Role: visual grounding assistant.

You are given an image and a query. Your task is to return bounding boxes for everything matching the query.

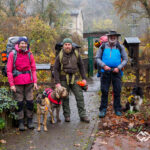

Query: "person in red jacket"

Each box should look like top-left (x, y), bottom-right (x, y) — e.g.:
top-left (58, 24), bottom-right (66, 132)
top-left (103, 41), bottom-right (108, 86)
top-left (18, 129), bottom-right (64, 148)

top-left (7, 37), bottom-right (38, 131)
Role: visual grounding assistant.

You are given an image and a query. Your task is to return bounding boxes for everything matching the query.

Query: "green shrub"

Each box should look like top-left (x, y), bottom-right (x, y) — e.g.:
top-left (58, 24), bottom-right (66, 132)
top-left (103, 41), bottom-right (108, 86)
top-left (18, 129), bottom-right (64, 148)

top-left (0, 87), bottom-right (18, 129)
top-left (0, 118), bottom-right (5, 130)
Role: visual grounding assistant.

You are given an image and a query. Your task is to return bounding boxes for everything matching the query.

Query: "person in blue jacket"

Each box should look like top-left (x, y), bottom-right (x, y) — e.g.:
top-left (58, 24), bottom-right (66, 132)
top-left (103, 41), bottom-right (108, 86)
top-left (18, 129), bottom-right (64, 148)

top-left (96, 31), bottom-right (128, 117)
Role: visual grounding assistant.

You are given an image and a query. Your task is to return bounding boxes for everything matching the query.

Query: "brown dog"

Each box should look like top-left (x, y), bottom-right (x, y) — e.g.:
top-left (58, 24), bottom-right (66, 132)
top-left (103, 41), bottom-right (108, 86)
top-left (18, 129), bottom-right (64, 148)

top-left (36, 86), bottom-right (68, 131)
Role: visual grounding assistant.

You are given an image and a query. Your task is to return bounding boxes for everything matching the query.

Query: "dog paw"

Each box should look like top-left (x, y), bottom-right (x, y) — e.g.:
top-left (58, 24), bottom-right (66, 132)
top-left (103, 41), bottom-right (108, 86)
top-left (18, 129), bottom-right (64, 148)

top-left (44, 127), bottom-right (48, 132)
top-left (51, 120), bottom-right (55, 124)
top-left (37, 127), bottom-right (41, 132)
top-left (57, 119), bottom-right (61, 123)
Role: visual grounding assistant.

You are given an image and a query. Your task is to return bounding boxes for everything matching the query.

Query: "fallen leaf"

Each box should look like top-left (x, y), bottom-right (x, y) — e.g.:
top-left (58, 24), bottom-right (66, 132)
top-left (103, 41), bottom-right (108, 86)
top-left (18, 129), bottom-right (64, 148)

top-left (128, 122), bottom-right (134, 129)
top-left (103, 123), bottom-right (108, 127)
top-left (74, 144), bottom-right (80, 147)
top-left (0, 139), bottom-right (6, 144)
top-left (30, 146), bottom-right (36, 149)
top-left (77, 131), bottom-right (83, 136)
top-left (16, 131), bottom-right (20, 135)
top-left (29, 141), bottom-right (33, 144)
top-left (139, 120), bottom-right (145, 124)
top-left (98, 140), bottom-right (107, 145)
top-left (91, 134), bottom-right (95, 137)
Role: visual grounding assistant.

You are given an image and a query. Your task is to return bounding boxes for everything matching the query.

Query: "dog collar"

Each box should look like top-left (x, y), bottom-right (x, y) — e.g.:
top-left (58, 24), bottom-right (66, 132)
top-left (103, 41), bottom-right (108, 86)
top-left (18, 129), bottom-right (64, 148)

top-left (40, 106), bottom-right (48, 112)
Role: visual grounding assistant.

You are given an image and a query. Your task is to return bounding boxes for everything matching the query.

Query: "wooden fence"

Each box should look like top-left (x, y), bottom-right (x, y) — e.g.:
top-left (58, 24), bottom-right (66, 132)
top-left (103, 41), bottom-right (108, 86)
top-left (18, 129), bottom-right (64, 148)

top-left (122, 64), bottom-right (150, 97)
top-left (0, 58), bottom-right (89, 87)
top-left (0, 57), bottom-right (150, 129)
top-left (0, 58), bottom-right (150, 96)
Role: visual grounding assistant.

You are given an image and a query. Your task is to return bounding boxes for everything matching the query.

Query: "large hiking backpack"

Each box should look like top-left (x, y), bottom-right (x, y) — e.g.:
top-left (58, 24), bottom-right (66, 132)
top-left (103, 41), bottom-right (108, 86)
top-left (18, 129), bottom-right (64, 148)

top-left (1, 36), bottom-right (31, 77)
top-left (52, 43), bottom-right (80, 80)
top-left (55, 42), bottom-right (81, 58)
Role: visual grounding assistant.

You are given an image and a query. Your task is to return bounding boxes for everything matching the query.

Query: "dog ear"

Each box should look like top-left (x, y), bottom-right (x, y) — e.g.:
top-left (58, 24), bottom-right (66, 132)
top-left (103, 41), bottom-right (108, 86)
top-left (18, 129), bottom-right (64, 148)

top-left (56, 92), bottom-right (60, 99)
top-left (61, 87), bottom-right (68, 98)
top-left (55, 87), bottom-right (61, 99)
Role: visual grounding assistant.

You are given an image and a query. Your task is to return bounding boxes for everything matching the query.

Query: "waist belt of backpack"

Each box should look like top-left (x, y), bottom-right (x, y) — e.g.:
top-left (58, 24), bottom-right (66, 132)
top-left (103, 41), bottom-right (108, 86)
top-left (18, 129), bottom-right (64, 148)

top-left (60, 71), bottom-right (78, 85)
top-left (13, 70), bottom-right (31, 77)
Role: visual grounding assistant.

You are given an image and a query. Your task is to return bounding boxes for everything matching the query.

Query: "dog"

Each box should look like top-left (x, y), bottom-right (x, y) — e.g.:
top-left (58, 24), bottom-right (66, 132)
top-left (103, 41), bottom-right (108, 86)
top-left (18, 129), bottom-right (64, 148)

top-left (36, 86), bottom-right (68, 131)
top-left (123, 86), bottom-right (143, 112)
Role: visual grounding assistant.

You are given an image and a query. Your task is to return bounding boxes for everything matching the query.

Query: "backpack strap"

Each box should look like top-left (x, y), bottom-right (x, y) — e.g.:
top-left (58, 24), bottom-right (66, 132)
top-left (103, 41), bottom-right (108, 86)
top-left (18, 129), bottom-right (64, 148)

top-left (116, 42), bottom-right (122, 57)
top-left (59, 50), bottom-right (63, 71)
top-left (12, 51), bottom-right (32, 80)
top-left (100, 43), bottom-right (105, 59)
top-left (27, 52), bottom-right (33, 80)
top-left (59, 49), bottom-right (79, 85)
top-left (13, 50), bottom-right (17, 69)
top-left (101, 42), bottom-right (122, 59)
top-left (28, 52), bottom-right (31, 63)
top-left (74, 50), bottom-right (79, 60)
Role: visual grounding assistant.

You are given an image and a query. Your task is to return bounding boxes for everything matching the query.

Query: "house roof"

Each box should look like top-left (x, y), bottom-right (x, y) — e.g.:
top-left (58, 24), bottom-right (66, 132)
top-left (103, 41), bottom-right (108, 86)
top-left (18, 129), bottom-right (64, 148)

top-left (67, 9), bottom-right (84, 20)
top-left (70, 9), bottom-right (81, 15)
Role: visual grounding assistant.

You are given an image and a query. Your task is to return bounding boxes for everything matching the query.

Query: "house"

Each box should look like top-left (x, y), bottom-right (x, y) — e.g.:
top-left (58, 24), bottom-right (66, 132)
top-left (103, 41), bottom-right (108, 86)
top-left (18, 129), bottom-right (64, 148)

top-left (63, 9), bottom-right (84, 37)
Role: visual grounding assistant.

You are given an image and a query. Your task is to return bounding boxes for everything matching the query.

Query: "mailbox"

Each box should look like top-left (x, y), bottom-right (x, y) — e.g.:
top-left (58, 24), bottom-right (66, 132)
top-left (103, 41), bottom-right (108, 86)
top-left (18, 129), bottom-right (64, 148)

top-left (123, 37), bottom-right (141, 66)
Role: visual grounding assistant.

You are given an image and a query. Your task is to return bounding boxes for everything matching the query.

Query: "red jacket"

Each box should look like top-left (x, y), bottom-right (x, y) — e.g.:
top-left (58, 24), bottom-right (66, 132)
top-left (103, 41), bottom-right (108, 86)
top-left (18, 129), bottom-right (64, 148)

top-left (7, 44), bottom-right (37, 86)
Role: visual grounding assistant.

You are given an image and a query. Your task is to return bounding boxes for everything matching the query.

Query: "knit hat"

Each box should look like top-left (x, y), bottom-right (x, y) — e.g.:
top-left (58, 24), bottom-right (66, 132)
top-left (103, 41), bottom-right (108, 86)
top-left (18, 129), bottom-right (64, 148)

top-left (18, 37), bottom-right (28, 44)
top-left (62, 38), bottom-right (72, 45)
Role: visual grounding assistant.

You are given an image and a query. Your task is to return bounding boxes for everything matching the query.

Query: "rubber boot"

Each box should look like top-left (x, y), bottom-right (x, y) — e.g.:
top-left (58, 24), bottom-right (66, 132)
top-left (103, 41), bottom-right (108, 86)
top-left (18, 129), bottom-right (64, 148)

top-left (27, 118), bottom-right (34, 129)
top-left (18, 119), bottom-right (25, 131)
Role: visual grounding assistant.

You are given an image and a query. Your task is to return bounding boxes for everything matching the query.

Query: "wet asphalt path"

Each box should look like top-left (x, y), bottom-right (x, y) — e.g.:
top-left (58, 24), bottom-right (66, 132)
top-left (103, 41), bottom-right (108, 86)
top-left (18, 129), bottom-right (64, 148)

top-left (1, 76), bottom-right (100, 150)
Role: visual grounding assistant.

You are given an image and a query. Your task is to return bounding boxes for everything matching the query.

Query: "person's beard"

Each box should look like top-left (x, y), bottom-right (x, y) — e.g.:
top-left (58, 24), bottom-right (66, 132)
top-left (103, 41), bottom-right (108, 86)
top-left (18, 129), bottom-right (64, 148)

top-left (64, 48), bottom-right (72, 54)
top-left (108, 38), bottom-right (117, 46)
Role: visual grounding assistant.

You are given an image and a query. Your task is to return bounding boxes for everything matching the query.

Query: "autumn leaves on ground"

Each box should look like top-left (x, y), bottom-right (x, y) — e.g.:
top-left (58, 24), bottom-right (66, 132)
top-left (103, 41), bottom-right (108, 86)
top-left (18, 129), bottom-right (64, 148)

top-left (92, 89), bottom-right (150, 150)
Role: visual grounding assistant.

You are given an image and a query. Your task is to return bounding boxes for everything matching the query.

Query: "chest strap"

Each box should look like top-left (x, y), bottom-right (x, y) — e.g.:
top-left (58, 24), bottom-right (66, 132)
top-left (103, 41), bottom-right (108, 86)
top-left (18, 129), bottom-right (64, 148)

top-left (61, 71), bottom-right (78, 85)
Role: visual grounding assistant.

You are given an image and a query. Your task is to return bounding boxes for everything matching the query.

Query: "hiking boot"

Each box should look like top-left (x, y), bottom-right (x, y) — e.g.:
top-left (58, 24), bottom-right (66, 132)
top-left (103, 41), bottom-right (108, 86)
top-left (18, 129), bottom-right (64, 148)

top-left (18, 119), bottom-right (25, 131)
top-left (65, 117), bottom-right (70, 122)
top-left (99, 109), bottom-right (107, 118)
top-left (80, 116), bottom-right (90, 123)
top-left (27, 118), bottom-right (34, 129)
top-left (115, 111), bottom-right (122, 116)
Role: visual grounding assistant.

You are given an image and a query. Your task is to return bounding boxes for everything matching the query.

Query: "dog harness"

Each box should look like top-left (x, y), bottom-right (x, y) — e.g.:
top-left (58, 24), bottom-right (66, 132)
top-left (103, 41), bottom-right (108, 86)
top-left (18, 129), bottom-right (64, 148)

top-left (44, 88), bottom-right (61, 105)
top-left (40, 105), bottom-right (49, 114)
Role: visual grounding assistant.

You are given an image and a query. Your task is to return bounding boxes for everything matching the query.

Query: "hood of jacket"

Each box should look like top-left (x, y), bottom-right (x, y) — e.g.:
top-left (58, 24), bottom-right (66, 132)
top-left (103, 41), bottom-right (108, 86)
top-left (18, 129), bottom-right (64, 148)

top-left (15, 44), bottom-right (30, 53)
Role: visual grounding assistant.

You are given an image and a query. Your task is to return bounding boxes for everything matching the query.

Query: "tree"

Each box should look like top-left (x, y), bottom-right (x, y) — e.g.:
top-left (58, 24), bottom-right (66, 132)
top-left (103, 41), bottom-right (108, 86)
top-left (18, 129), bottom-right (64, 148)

top-left (34, 0), bottom-right (67, 27)
top-left (0, 0), bottom-right (28, 17)
top-left (92, 19), bottom-right (114, 31)
top-left (113, 0), bottom-right (150, 20)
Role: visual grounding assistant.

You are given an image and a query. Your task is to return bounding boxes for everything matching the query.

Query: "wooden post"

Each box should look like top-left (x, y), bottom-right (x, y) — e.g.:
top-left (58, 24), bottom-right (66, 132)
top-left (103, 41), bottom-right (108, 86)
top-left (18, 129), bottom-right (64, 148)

top-left (146, 69), bottom-right (150, 97)
top-left (88, 37), bottom-right (93, 77)
top-left (134, 44), bottom-right (140, 86)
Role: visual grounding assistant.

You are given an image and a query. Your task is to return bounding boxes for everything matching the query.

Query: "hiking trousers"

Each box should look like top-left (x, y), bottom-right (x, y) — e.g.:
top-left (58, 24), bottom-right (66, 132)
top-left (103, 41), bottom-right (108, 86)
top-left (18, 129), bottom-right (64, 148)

top-left (14, 83), bottom-right (34, 120)
top-left (61, 81), bottom-right (86, 118)
top-left (100, 71), bottom-right (122, 112)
